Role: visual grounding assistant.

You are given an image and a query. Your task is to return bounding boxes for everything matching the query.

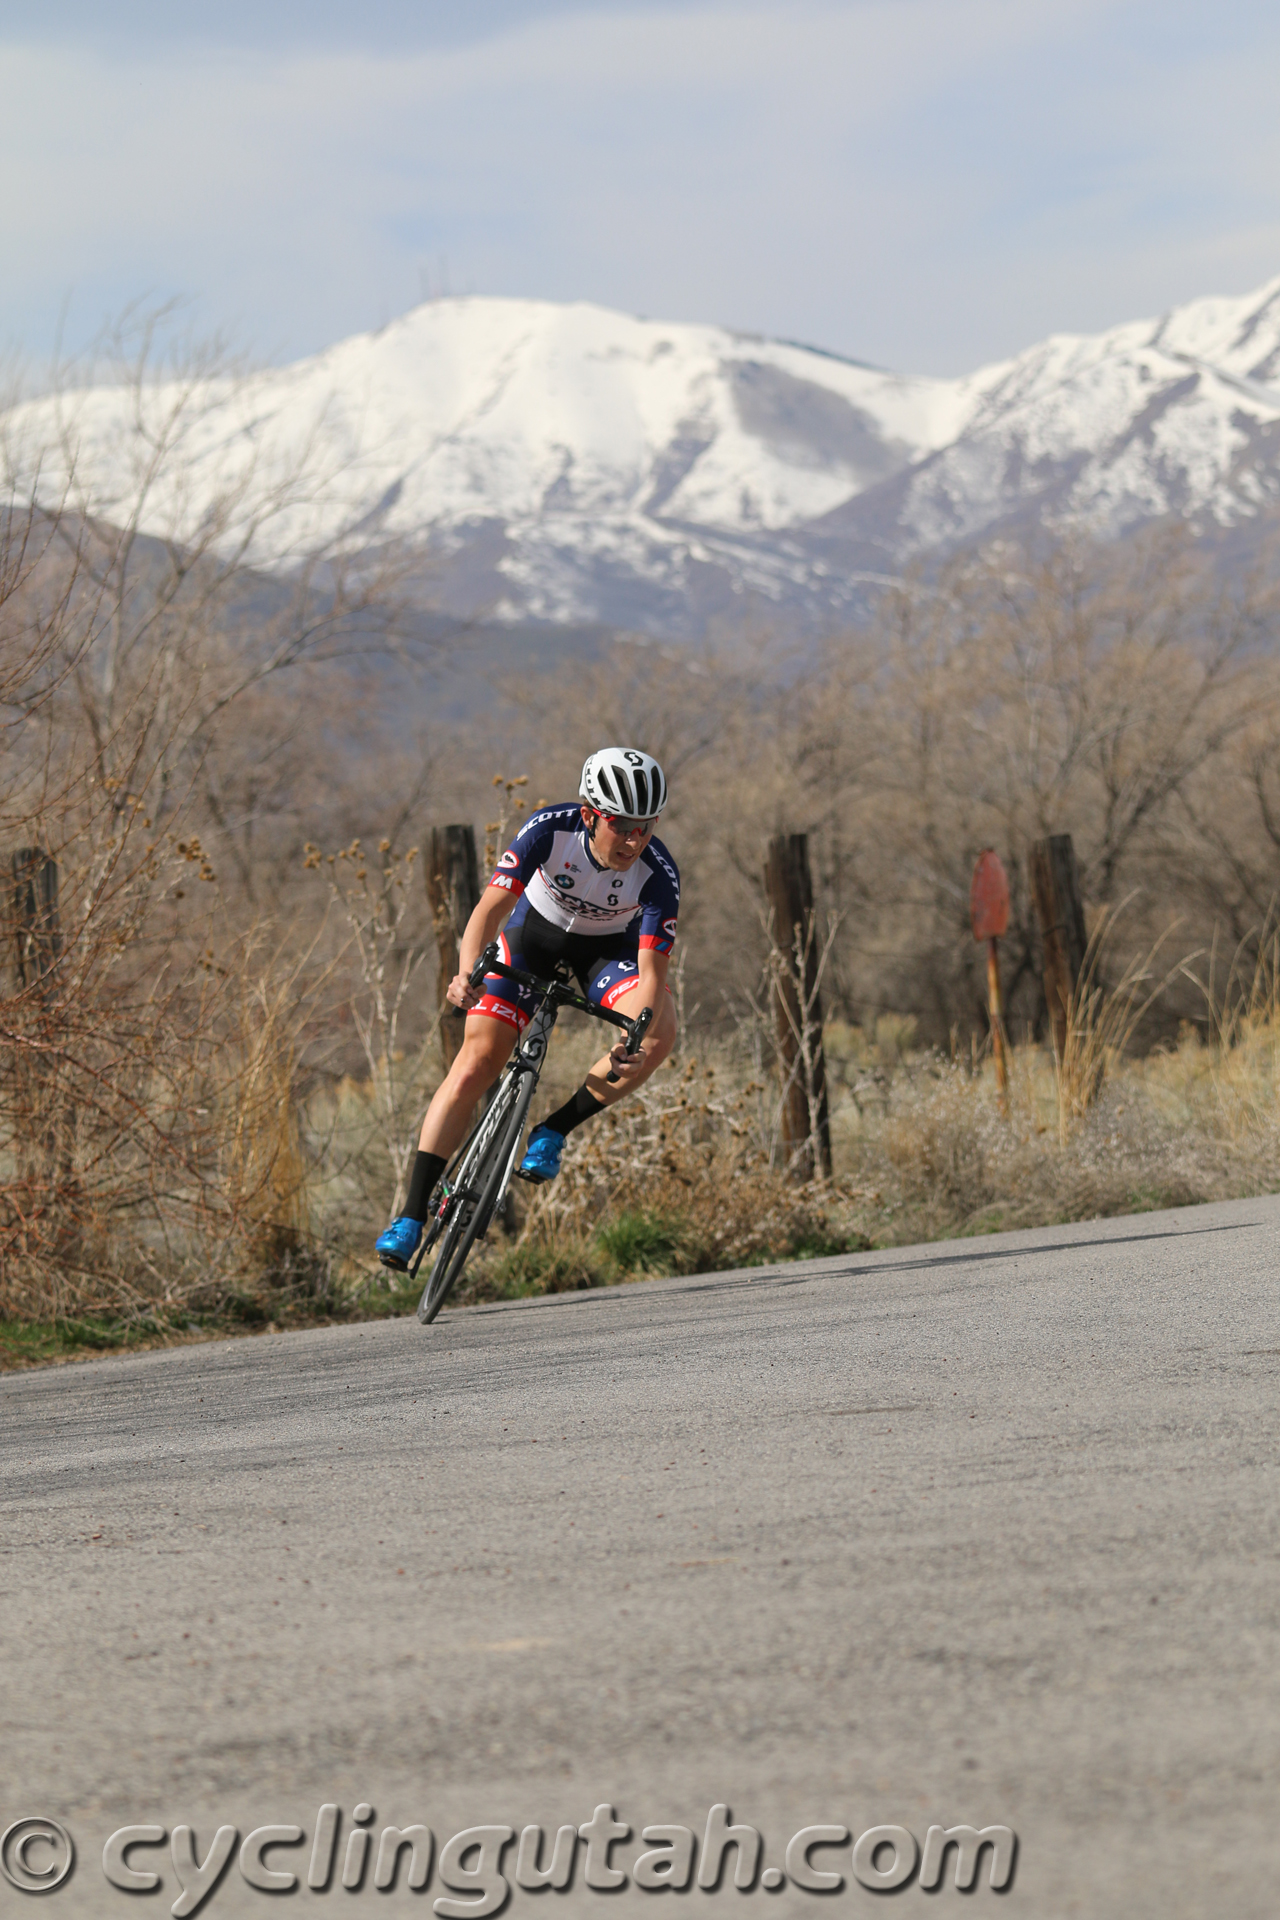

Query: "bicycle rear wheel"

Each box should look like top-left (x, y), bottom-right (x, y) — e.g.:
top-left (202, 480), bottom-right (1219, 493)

top-left (417, 1071), bottom-right (534, 1323)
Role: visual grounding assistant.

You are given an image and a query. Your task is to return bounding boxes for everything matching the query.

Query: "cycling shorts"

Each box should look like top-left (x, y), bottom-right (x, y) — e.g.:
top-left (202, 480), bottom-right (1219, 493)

top-left (470, 906), bottom-right (659, 1035)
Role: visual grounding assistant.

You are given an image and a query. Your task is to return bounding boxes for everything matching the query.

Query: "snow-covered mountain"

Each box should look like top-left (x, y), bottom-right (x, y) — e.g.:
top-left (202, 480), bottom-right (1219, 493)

top-left (8, 279), bottom-right (1280, 637)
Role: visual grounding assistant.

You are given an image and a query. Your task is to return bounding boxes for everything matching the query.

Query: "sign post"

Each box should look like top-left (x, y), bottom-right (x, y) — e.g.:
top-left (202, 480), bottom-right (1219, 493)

top-left (970, 849), bottom-right (1010, 1116)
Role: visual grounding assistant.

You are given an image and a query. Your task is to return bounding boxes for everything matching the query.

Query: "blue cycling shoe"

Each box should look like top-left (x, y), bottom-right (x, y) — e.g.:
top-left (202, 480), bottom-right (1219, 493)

top-left (516, 1124), bottom-right (566, 1185)
top-left (375, 1215), bottom-right (423, 1271)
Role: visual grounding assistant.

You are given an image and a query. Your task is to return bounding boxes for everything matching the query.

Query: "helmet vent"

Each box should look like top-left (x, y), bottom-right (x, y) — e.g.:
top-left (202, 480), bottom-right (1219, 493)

top-left (596, 765), bottom-right (618, 806)
top-left (633, 768), bottom-right (649, 815)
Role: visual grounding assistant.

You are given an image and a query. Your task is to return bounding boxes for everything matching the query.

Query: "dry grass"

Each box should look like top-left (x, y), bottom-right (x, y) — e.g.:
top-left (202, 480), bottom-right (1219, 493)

top-left (441, 954), bottom-right (1280, 1307)
top-left (7, 933), bottom-right (1278, 1349)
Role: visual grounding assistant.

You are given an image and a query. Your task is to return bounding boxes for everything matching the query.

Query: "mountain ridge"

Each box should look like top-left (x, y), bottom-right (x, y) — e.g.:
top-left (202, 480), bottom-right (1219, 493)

top-left (8, 278), bottom-right (1280, 637)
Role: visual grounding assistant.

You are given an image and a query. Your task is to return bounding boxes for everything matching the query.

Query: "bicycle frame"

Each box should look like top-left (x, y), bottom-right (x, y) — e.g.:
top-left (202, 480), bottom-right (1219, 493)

top-left (475, 950), bottom-right (648, 1217)
top-left (409, 944), bottom-right (652, 1307)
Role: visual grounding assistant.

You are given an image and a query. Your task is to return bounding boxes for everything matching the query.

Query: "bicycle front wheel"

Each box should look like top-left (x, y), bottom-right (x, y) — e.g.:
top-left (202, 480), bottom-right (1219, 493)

top-left (417, 1071), bottom-right (534, 1323)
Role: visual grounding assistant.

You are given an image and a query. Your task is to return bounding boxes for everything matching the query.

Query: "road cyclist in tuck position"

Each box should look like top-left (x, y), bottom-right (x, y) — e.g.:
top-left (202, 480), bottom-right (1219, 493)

top-left (375, 747), bottom-right (680, 1295)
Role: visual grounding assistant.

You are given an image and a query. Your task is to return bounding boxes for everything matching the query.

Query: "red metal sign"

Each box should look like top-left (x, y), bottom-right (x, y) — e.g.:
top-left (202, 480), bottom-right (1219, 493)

top-left (970, 849), bottom-right (1010, 942)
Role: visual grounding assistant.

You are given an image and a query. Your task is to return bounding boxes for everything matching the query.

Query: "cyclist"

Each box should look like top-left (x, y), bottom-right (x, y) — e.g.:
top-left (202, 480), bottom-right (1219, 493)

top-left (376, 748), bottom-right (679, 1270)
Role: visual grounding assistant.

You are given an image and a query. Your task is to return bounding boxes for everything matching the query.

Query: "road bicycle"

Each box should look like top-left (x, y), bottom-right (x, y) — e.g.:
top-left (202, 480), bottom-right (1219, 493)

top-left (410, 940), bottom-right (654, 1324)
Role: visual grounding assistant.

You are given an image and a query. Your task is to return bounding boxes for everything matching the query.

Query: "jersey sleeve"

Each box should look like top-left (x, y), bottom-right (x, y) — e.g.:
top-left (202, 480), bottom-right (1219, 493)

top-left (487, 808), bottom-right (559, 899)
top-left (636, 839), bottom-right (680, 953)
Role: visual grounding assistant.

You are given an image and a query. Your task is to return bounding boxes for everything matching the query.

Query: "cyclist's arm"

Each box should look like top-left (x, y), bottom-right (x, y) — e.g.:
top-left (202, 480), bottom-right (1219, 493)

top-left (449, 885), bottom-right (517, 1010)
top-left (608, 946), bottom-right (669, 1070)
top-left (635, 944), bottom-right (669, 1009)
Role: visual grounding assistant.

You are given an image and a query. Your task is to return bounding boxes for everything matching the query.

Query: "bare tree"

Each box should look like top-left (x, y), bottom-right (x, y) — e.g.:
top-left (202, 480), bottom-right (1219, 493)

top-left (0, 313), bottom-right (434, 1319)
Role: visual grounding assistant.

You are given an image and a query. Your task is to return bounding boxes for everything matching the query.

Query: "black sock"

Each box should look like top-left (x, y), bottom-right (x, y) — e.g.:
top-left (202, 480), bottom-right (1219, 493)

top-left (543, 1084), bottom-right (606, 1139)
top-left (405, 1151), bottom-right (447, 1222)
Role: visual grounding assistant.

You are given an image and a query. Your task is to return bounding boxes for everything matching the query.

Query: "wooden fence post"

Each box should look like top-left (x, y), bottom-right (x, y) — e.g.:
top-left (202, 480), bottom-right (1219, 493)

top-left (12, 847), bottom-right (61, 995)
top-left (425, 826), bottom-right (480, 1074)
top-left (763, 834), bottom-right (832, 1183)
top-left (1029, 834), bottom-right (1088, 1067)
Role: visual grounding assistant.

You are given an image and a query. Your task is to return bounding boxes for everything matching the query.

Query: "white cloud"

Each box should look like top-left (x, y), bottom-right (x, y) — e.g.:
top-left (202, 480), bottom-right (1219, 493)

top-left (2, 1), bottom-right (1279, 376)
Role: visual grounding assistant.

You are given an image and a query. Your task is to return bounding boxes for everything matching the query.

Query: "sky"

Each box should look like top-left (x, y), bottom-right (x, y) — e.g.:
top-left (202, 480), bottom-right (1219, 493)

top-left (4, 0), bottom-right (1280, 378)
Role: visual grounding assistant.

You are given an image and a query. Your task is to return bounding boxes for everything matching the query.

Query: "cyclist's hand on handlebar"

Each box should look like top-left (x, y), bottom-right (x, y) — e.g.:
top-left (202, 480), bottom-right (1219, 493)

top-left (607, 1036), bottom-right (645, 1077)
top-left (606, 1004), bottom-right (654, 1082)
top-left (448, 941), bottom-right (498, 1011)
top-left (446, 970), bottom-right (483, 1012)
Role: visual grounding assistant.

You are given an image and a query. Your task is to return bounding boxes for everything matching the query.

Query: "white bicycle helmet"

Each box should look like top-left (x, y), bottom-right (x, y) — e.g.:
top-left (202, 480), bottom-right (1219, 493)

top-left (580, 747), bottom-right (668, 820)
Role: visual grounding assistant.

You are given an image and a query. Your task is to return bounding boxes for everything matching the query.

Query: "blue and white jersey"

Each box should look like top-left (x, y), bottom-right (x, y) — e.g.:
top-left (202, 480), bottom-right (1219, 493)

top-left (488, 803), bottom-right (680, 953)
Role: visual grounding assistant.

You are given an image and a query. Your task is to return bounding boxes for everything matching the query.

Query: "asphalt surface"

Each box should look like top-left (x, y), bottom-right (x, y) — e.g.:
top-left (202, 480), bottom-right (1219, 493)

top-left (3, 1193), bottom-right (1279, 1918)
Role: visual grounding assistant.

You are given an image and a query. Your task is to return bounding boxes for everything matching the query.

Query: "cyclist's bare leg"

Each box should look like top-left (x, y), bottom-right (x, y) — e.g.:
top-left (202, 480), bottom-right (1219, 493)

top-left (418, 1015), bottom-right (518, 1159)
top-left (583, 981), bottom-right (677, 1105)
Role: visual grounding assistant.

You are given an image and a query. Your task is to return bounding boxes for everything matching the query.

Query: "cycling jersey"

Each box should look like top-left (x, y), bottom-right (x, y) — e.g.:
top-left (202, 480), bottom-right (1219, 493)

top-left (487, 803), bottom-right (679, 953)
top-left (472, 803), bottom-right (679, 1034)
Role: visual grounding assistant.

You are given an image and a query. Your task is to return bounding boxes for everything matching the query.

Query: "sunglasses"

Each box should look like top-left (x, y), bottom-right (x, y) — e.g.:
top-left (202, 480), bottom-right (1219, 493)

top-left (598, 813), bottom-right (657, 838)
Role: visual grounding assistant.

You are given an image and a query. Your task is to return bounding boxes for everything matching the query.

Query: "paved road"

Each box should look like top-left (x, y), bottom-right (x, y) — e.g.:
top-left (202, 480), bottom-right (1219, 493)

top-left (3, 1194), bottom-right (1279, 1918)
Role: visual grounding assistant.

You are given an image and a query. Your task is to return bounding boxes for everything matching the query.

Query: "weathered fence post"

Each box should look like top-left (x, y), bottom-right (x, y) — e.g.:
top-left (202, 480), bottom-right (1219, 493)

top-left (12, 847), bottom-right (61, 995)
top-left (763, 834), bottom-right (832, 1183)
top-left (1029, 834), bottom-right (1088, 1067)
top-left (425, 825), bottom-right (481, 1073)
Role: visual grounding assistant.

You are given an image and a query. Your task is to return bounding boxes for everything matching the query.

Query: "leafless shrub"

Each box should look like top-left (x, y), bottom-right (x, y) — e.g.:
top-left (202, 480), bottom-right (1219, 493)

top-left (488, 1045), bottom-right (857, 1290)
top-left (0, 314), bottom-right (428, 1325)
top-left (300, 836), bottom-right (440, 1226)
top-left (1054, 909), bottom-right (1189, 1138)
top-left (1180, 917), bottom-right (1280, 1148)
